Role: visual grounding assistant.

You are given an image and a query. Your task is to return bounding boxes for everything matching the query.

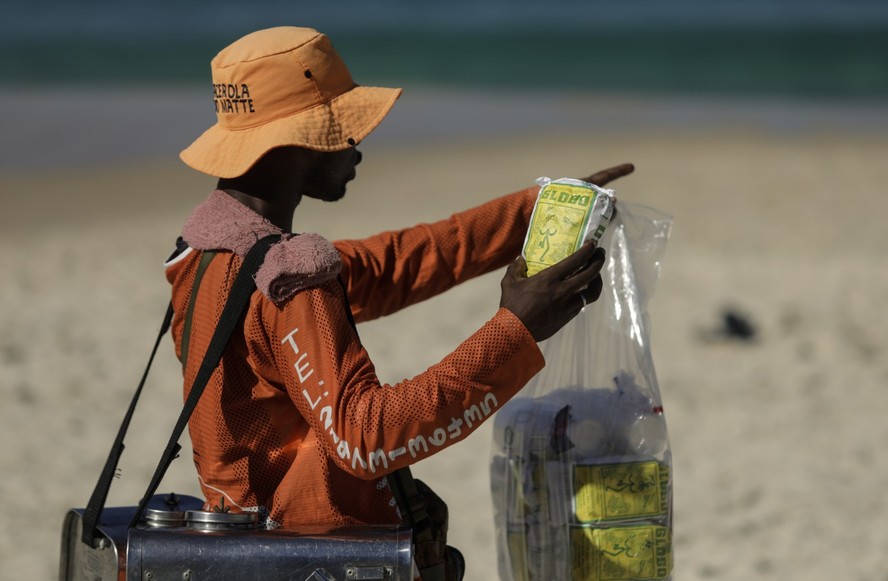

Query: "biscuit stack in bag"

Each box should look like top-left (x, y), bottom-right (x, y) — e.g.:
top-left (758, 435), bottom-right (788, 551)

top-left (491, 182), bottom-right (673, 581)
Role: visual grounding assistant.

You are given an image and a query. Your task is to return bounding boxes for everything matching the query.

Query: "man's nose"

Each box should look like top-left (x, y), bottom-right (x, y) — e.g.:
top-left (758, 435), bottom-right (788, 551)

top-left (355, 149), bottom-right (362, 166)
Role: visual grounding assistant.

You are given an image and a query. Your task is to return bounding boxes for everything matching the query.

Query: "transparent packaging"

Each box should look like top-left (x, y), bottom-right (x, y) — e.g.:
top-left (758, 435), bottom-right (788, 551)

top-left (492, 202), bottom-right (673, 581)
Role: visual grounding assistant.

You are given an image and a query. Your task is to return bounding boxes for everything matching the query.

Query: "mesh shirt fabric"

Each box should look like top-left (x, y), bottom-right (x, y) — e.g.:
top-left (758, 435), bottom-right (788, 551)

top-left (166, 186), bottom-right (544, 529)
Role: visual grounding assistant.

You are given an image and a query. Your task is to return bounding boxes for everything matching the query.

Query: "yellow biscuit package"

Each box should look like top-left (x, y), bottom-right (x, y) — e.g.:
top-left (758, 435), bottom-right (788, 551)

top-left (522, 177), bottom-right (616, 276)
top-left (573, 459), bottom-right (670, 523)
top-left (571, 523), bottom-right (672, 580)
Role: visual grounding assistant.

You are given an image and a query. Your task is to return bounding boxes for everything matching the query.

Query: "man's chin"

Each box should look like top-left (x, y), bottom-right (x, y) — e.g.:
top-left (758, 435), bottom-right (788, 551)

top-left (321, 186), bottom-right (347, 202)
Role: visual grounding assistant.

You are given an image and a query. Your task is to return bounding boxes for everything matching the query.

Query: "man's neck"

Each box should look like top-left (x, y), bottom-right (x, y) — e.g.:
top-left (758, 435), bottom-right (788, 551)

top-left (217, 181), bottom-right (301, 232)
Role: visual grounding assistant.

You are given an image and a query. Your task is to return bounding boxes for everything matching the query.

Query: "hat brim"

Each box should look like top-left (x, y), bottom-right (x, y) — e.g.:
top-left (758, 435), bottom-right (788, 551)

top-left (180, 85), bottom-right (402, 178)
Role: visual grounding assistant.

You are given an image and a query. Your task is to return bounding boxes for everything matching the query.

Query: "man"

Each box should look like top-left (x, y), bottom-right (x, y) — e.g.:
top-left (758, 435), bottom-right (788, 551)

top-left (167, 26), bottom-right (632, 580)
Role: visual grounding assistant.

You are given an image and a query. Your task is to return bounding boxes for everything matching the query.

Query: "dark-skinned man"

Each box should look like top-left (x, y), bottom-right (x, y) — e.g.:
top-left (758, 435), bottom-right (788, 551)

top-left (167, 26), bottom-right (633, 581)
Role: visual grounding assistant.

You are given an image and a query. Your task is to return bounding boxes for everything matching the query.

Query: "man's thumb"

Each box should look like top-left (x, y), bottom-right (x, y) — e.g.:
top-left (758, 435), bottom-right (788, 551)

top-left (509, 256), bottom-right (528, 278)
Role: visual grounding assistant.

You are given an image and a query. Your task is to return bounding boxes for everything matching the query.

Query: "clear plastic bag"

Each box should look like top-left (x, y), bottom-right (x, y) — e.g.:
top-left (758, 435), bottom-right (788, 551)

top-left (491, 202), bottom-right (673, 581)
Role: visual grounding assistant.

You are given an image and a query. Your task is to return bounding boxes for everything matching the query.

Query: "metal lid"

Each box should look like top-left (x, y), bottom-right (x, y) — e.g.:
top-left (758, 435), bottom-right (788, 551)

top-left (185, 510), bottom-right (258, 531)
top-left (143, 508), bottom-right (187, 527)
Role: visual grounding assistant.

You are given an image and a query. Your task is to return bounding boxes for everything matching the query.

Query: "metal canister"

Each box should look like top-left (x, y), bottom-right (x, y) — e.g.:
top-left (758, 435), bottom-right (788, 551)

top-left (185, 510), bottom-right (258, 531)
top-left (142, 508), bottom-right (188, 528)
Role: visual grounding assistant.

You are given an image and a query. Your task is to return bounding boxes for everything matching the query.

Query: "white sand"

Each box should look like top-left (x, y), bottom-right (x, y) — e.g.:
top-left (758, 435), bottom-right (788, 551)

top-left (2, 90), bottom-right (888, 580)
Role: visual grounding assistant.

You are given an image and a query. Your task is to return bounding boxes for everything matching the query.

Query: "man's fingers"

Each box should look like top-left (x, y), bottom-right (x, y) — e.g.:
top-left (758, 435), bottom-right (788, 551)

top-left (581, 163), bottom-right (634, 187)
top-left (581, 276), bottom-right (604, 304)
top-left (545, 242), bottom-right (605, 283)
top-left (565, 248), bottom-right (606, 292)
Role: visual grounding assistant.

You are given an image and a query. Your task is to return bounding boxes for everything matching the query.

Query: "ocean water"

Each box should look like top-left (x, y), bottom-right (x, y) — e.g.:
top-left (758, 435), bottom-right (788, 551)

top-left (3, 0), bottom-right (888, 101)
top-left (3, 0), bottom-right (887, 171)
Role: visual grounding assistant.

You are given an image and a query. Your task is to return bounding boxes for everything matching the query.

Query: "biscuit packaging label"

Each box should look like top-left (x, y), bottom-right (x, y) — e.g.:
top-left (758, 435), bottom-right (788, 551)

top-left (522, 178), bottom-right (615, 277)
top-left (573, 460), bottom-right (669, 523)
top-left (571, 524), bottom-right (672, 580)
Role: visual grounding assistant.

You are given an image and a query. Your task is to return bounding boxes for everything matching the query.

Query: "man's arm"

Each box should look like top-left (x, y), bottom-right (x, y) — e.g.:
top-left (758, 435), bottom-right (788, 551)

top-left (268, 217), bottom-right (607, 479)
top-left (335, 163), bottom-right (634, 323)
top-left (334, 186), bottom-right (536, 323)
top-left (268, 280), bottom-right (545, 480)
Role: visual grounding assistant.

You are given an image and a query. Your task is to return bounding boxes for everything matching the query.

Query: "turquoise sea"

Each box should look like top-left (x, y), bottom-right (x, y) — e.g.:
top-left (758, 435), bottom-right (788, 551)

top-left (3, 0), bottom-right (888, 101)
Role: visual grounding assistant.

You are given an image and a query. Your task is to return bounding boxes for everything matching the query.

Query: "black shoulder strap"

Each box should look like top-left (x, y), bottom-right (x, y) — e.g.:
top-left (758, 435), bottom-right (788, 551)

top-left (80, 303), bottom-right (174, 547)
top-left (79, 235), bottom-right (279, 546)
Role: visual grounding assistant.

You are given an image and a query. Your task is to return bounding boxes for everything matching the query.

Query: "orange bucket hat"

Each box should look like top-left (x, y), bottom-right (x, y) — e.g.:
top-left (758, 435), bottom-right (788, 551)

top-left (180, 27), bottom-right (402, 178)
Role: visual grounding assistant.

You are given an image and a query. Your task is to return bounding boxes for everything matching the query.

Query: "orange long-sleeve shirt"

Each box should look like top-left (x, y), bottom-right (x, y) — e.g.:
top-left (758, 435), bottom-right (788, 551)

top-left (165, 187), bottom-right (544, 529)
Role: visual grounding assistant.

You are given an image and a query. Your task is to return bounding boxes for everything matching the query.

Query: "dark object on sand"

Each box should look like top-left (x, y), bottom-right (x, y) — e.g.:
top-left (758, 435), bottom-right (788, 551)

top-left (721, 309), bottom-right (757, 341)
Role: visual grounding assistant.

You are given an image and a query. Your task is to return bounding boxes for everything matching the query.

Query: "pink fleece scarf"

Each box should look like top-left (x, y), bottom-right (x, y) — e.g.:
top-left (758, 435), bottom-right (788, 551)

top-left (182, 190), bottom-right (341, 303)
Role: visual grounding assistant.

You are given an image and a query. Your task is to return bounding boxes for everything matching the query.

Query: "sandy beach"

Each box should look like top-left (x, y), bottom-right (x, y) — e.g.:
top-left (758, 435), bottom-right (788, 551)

top-left (2, 88), bottom-right (888, 580)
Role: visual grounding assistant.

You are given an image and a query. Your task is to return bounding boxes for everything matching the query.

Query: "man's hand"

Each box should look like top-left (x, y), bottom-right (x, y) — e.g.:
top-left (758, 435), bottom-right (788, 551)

top-left (500, 241), bottom-right (606, 342)
top-left (581, 163), bottom-right (634, 187)
top-left (499, 163), bottom-right (629, 341)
